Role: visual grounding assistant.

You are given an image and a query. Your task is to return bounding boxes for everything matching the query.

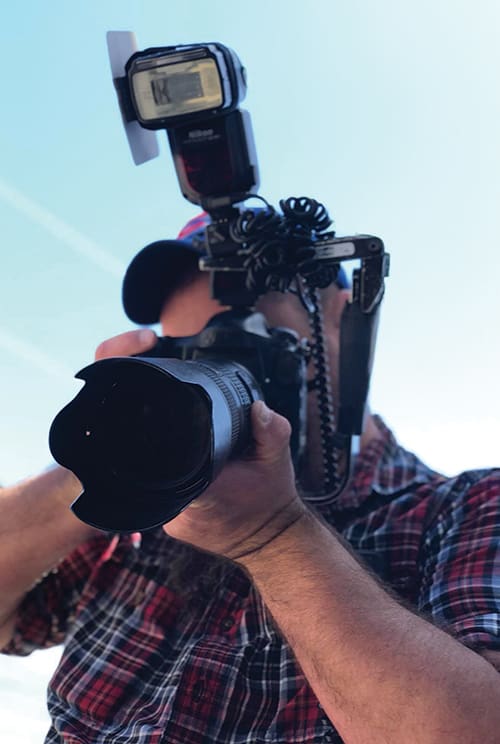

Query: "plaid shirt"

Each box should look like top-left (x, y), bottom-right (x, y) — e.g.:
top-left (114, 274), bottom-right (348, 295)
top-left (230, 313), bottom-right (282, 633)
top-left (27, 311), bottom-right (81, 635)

top-left (4, 417), bottom-right (500, 743)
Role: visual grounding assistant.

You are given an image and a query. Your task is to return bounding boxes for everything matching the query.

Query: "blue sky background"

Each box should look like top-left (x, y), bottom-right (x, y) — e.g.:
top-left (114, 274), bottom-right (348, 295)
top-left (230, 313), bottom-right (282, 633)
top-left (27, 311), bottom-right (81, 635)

top-left (1, 0), bottom-right (498, 486)
top-left (0, 0), bottom-right (500, 483)
top-left (0, 1), bottom-right (499, 739)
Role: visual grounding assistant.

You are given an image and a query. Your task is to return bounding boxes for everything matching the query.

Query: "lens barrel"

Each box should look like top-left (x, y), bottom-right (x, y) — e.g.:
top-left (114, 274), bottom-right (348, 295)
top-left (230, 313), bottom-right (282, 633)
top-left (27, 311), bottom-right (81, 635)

top-left (49, 355), bottom-right (262, 532)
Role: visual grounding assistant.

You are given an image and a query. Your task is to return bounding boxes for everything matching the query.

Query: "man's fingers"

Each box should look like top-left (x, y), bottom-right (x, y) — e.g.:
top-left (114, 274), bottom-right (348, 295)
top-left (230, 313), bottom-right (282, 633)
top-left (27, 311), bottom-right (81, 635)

top-left (94, 329), bottom-right (157, 361)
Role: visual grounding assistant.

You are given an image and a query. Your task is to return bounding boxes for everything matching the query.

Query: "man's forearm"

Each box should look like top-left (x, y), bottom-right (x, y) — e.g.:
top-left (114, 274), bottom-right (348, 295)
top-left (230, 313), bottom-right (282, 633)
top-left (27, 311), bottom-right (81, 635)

top-left (240, 509), bottom-right (500, 744)
top-left (0, 466), bottom-right (97, 643)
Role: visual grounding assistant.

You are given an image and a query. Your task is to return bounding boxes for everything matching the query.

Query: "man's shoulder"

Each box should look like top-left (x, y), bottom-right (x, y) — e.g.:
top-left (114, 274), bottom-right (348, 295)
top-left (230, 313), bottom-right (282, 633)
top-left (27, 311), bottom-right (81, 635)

top-left (344, 414), bottom-right (500, 516)
top-left (428, 466), bottom-right (500, 515)
top-left (438, 466), bottom-right (500, 489)
top-left (346, 416), bottom-right (443, 507)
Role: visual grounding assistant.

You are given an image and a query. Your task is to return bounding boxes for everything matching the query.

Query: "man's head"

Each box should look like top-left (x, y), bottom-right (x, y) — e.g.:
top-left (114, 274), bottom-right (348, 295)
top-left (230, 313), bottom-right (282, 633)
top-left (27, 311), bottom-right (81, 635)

top-left (122, 209), bottom-right (351, 393)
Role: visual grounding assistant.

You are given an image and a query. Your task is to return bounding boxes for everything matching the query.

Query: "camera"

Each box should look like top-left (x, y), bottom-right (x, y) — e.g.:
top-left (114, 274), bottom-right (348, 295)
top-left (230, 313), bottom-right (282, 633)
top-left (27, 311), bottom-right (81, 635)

top-left (49, 34), bottom-right (389, 532)
top-left (50, 311), bottom-right (307, 533)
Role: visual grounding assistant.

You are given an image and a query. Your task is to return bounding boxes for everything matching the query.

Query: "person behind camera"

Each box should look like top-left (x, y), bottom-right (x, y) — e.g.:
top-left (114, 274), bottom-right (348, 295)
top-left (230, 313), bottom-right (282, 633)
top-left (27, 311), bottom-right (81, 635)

top-left (1, 212), bottom-right (499, 744)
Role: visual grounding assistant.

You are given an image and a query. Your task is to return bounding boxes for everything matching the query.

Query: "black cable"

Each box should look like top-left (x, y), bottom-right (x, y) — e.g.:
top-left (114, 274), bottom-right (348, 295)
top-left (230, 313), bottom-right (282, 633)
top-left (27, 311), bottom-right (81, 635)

top-left (305, 286), bottom-right (342, 496)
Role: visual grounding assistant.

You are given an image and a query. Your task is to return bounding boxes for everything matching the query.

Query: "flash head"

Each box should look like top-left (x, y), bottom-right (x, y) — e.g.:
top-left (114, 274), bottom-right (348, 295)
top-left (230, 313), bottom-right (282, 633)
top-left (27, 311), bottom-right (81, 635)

top-left (126, 43), bottom-right (247, 130)
top-left (108, 33), bottom-right (258, 205)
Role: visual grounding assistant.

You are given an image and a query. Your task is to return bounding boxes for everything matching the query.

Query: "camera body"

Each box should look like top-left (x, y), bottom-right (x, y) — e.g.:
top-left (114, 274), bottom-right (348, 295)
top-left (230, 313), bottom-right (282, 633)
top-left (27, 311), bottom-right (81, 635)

top-left (49, 309), bottom-right (308, 532)
top-left (142, 310), bottom-right (309, 466)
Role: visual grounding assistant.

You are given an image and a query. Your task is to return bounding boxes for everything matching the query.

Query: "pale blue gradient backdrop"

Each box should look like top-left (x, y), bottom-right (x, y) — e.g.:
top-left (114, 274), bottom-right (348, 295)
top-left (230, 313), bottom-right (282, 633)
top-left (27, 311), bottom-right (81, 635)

top-left (0, 2), bottom-right (499, 740)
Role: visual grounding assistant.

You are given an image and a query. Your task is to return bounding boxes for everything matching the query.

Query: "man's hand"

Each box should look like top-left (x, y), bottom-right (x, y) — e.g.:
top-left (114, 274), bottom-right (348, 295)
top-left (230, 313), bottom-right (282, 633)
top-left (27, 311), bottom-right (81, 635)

top-left (94, 328), bottom-right (158, 361)
top-left (163, 400), bottom-right (306, 560)
top-left (95, 328), bottom-right (305, 559)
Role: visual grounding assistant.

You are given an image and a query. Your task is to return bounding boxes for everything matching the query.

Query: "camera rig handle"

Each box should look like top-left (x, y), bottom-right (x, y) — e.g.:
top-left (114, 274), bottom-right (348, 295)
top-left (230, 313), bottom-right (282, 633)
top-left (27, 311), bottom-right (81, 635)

top-left (197, 203), bottom-right (390, 500)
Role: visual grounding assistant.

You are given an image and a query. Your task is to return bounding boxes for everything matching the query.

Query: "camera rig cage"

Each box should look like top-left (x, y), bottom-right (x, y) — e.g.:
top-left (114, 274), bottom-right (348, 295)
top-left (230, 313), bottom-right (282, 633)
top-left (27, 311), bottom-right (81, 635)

top-left (106, 31), bottom-right (390, 503)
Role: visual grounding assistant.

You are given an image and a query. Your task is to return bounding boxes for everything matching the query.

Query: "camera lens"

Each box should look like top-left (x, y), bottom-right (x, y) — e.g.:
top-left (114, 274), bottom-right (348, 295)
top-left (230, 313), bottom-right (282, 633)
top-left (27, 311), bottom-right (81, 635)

top-left (89, 365), bottom-right (211, 487)
top-left (49, 352), bottom-right (263, 531)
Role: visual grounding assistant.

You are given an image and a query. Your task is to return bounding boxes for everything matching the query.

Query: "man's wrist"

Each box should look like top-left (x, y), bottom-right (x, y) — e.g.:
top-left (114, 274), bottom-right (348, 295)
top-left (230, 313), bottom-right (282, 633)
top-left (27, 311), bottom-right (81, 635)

top-left (230, 498), bottom-right (309, 566)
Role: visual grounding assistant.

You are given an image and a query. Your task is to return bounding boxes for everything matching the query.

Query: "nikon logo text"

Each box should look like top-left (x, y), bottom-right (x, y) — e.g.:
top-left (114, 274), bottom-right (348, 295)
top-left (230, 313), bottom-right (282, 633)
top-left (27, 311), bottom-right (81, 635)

top-left (188, 129), bottom-right (214, 139)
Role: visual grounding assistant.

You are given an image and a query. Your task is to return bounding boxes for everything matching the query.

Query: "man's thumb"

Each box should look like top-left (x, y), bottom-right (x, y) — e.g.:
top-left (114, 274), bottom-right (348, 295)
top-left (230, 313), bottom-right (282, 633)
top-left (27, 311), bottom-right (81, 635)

top-left (251, 400), bottom-right (292, 459)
